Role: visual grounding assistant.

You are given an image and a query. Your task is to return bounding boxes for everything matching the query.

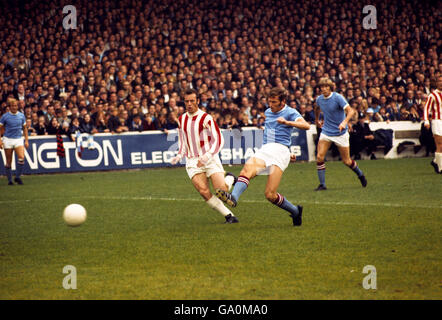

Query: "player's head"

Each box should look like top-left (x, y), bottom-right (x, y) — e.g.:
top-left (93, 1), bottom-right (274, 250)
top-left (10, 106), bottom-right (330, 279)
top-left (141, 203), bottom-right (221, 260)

top-left (318, 77), bottom-right (334, 96)
top-left (267, 87), bottom-right (287, 112)
top-left (7, 98), bottom-right (18, 114)
top-left (183, 88), bottom-right (199, 114)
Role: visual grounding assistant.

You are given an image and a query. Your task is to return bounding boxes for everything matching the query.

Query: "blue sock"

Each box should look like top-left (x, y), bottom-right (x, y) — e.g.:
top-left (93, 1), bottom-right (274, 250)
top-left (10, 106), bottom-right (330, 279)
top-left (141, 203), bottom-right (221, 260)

top-left (317, 161), bottom-right (326, 186)
top-left (349, 160), bottom-right (363, 177)
top-left (5, 166), bottom-right (12, 182)
top-left (16, 160), bottom-right (24, 178)
top-left (231, 175), bottom-right (249, 201)
top-left (272, 193), bottom-right (299, 216)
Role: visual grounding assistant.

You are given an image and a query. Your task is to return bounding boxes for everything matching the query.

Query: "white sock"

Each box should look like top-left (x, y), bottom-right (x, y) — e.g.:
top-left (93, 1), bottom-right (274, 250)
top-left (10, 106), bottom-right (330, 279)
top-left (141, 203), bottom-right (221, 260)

top-left (436, 152), bottom-right (442, 171)
top-left (225, 175), bottom-right (235, 191)
top-left (206, 195), bottom-right (233, 217)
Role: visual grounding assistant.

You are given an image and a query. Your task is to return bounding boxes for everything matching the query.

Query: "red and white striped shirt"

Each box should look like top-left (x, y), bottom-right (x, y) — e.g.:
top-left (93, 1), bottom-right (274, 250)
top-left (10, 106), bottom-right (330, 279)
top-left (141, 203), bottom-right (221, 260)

top-left (423, 89), bottom-right (442, 121)
top-left (177, 109), bottom-right (224, 159)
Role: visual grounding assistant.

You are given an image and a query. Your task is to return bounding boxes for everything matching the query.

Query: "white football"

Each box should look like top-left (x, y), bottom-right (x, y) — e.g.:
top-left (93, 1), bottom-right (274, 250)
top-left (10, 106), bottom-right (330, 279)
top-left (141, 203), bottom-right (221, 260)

top-left (63, 204), bottom-right (87, 227)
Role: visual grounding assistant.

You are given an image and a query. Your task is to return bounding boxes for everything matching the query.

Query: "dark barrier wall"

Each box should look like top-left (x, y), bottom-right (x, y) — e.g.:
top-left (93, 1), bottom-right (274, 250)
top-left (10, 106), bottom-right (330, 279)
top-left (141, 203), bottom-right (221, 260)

top-left (0, 128), bottom-right (308, 174)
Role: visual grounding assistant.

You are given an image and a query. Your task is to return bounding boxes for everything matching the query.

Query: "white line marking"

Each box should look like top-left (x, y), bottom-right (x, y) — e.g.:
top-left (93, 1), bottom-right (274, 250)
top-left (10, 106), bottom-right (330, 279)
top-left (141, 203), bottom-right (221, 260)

top-left (1, 196), bottom-right (440, 209)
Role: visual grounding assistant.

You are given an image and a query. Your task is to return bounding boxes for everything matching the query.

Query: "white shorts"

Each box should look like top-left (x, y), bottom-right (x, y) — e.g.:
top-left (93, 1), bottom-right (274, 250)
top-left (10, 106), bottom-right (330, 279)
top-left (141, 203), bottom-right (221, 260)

top-left (186, 154), bottom-right (225, 180)
top-left (319, 131), bottom-right (350, 147)
top-left (2, 137), bottom-right (24, 149)
top-left (253, 143), bottom-right (291, 175)
top-left (432, 120), bottom-right (442, 136)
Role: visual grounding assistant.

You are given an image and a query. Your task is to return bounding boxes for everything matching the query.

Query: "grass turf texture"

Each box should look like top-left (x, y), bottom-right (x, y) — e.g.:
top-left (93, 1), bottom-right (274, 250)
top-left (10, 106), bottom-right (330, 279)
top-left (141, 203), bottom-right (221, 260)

top-left (0, 158), bottom-right (441, 300)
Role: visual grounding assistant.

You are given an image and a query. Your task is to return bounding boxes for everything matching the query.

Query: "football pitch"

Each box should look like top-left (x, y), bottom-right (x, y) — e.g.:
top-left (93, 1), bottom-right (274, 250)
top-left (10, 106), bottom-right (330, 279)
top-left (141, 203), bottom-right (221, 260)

top-left (0, 158), bottom-right (441, 300)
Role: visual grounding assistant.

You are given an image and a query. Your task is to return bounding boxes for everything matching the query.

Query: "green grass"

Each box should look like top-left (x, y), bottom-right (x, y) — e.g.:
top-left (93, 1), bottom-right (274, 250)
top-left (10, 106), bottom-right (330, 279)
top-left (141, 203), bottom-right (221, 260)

top-left (0, 158), bottom-right (441, 299)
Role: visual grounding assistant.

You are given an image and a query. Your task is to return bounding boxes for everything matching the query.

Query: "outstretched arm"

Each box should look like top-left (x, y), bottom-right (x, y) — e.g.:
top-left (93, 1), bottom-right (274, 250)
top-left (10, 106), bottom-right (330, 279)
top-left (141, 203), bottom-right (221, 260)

top-left (277, 116), bottom-right (310, 130)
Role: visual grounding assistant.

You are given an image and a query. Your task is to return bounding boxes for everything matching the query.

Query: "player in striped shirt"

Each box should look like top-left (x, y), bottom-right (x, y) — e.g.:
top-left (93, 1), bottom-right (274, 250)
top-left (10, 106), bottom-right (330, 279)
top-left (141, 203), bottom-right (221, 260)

top-left (170, 88), bottom-right (239, 224)
top-left (423, 75), bottom-right (442, 174)
top-left (0, 98), bottom-right (29, 185)
top-left (216, 87), bottom-right (310, 227)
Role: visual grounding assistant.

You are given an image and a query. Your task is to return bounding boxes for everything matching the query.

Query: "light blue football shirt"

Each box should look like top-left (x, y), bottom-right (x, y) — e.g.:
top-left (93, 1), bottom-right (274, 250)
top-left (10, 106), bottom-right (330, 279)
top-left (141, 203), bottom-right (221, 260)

top-left (316, 92), bottom-right (349, 136)
top-left (0, 112), bottom-right (26, 138)
top-left (263, 105), bottom-right (302, 147)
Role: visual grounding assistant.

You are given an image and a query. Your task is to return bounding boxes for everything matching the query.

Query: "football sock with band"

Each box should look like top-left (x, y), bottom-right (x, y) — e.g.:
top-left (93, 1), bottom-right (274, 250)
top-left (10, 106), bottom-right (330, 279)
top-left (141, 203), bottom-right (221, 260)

top-left (206, 195), bottom-right (233, 217)
top-left (436, 152), bottom-right (442, 172)
top-left (224, 174), bottom-right (235, 191)
top-left (5, 166), bottom-right (12, 182)
top-left (16, 159), bottom-right (24, 178)
top-left (348, 160), bottom-right (364, 177)
top-left (271, 193), bottom-right (299, 216)
top-left (231, 175), bottom-right (249, 202)
top-left (317, 161), bottom-right (326, 186)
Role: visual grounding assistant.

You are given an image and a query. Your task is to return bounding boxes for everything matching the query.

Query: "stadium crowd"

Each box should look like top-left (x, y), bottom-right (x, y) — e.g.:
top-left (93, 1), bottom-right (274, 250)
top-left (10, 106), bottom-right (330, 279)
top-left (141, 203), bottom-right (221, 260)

top-left (0, 0), bottom-right (440, 140)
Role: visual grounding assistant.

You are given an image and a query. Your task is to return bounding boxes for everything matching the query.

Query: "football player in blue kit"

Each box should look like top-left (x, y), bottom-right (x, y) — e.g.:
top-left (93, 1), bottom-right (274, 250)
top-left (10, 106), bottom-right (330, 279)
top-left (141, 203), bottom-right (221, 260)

top-left (0, 98), bottom-right (29, 185)
top-left (314, 77), bottom-right (367, 191)
top-left (216, 87), bottom-right (310, 226)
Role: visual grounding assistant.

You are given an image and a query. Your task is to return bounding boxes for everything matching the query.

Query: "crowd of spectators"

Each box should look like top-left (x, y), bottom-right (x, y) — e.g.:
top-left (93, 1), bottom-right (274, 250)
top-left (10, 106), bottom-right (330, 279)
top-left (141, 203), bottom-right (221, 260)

top-left (0, 0), bottom-right (441, 140)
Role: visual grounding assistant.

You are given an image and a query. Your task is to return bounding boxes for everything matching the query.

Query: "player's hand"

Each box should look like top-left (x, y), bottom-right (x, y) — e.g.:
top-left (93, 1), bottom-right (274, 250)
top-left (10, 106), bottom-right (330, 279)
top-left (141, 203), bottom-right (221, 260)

top-left (315, 119), bottom-right (323, 128)
top-left (424, 122), bottom-right (430, 130)
top-left (198, 153), bottom-right (211, 167)
top-left (0, 140), bottom-right (3, 150)
top-left (170, 156), bottom-right (181, 165)
top-left (338, 120), bottom-right (347, 132)
top-left (290, 154), bottom-right (296, 162)
top-left (24, 141), bottom-right (29, 149)
top-left (277, 117), bottom-right (287, 125)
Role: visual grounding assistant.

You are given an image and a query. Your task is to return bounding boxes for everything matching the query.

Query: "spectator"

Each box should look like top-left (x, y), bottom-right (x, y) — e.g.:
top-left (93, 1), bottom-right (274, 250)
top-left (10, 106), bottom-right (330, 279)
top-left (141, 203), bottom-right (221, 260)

top-left (0, 0), bottom-right (439, 132)
top-left (69, 117), bottom-right (81, 141)
top-left (80, 114), bottom-right (97, 135)
top-left (25, 118), bottom-right (37, 136)
top-left (129, 114), bottom-right (144, 132)
top-left (47, 117), bottom-right (61, 135)
top-left (95, 111), bottom-right (110, 133)
top-left (350, 112), bottom-right (377, 160)
top-left (35, 116), bottom-right (47, 136)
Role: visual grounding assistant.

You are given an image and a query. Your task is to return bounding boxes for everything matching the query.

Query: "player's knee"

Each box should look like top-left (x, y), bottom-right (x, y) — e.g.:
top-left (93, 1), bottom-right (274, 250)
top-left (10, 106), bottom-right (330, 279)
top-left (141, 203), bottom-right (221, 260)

top-left (198, 187), bottom-right (211, 199)
top-left (342, 158), bottom-right (352, 166)
top-left (239, 165), bottom-right (254, 179)
top-left (265, 190), bottom-right (277, 202)
top-left (316, 151), bottom-right (326, 162)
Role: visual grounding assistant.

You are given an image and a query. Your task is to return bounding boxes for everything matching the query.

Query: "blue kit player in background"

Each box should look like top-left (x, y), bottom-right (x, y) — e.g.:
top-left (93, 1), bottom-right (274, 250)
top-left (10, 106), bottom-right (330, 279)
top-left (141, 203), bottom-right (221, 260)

top-left (0, 98), bottom-right (29, 185)
top-left (314, 77), bottom-right (367, 191)
top-left (216, 87), bottom-right (310, 226)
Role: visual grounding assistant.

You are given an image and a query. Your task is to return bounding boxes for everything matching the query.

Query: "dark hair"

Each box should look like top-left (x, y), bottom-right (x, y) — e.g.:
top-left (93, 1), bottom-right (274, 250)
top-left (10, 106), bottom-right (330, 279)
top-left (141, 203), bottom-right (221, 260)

top-left (268, 87), bottom-right (287, 102)
top-left (183, 88), bottom-right (199, 98)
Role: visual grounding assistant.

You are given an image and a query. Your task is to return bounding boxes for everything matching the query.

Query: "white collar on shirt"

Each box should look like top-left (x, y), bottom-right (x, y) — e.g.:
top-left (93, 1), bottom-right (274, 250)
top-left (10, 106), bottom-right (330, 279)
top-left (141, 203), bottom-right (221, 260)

top-left (323, 92), bottom-right (334, 99)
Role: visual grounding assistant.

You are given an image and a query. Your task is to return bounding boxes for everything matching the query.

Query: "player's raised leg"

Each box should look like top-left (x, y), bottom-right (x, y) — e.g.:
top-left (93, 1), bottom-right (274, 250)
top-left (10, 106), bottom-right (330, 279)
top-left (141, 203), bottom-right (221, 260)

top-left (338, 145), bottom-right (367, 187)
top-left (216, 157), bottom-right (265, 207)
top-left (265, 165), bottom-right (302, 226)
top-left (315, 139), bottom-right (331, 190)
